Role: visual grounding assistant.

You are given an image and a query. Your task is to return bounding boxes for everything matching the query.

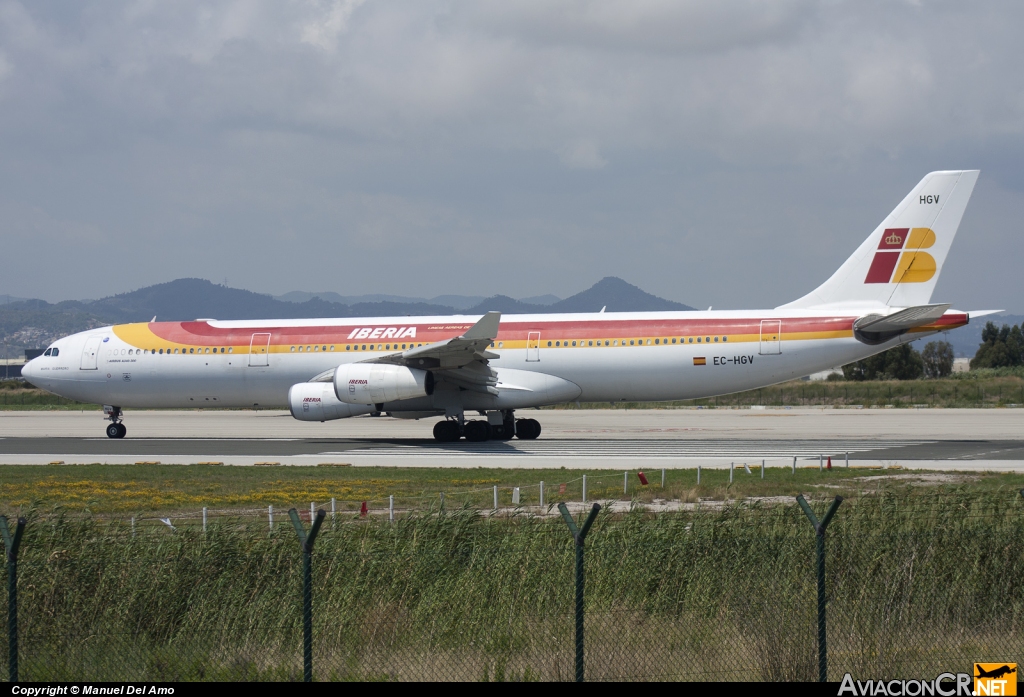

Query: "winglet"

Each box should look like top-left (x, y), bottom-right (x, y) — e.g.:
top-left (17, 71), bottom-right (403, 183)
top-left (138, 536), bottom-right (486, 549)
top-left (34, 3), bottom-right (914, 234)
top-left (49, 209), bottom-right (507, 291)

top-left (461, 311), bottom-right (501, 340)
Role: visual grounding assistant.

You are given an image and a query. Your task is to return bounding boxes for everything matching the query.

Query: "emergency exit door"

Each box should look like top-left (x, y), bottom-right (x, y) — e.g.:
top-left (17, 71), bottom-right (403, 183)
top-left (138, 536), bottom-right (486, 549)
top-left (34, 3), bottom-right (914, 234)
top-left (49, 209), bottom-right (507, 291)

top-left (248, 333), bottom-right (271, 367)
top-left (526, 332), bottom-right (541, 362)
top-left (80, 336), bottom-right (102, 370)
top-left (759, 320), bottom-right (781, 355)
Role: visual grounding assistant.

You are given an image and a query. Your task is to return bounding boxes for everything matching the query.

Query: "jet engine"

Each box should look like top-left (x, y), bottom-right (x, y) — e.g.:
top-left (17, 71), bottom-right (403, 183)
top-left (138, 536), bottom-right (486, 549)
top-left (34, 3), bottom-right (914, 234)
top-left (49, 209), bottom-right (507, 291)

top-left (288, 382), bottom-right (374, 422)
top-left (334, 363), bottom-right (434, 406)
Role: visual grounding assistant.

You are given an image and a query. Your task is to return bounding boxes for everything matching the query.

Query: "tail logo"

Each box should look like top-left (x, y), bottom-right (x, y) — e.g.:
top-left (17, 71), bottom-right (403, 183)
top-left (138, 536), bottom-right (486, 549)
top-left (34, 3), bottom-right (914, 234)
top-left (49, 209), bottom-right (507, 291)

top-left (864, 228), bottom-right (937, 284)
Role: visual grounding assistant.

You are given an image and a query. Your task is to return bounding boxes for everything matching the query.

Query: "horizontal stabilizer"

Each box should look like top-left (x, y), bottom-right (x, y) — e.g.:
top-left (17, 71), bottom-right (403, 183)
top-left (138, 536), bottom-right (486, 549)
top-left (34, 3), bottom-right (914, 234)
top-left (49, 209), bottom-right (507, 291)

top-left (854, 304), bottom-right (950, 334)
top-left (968, 310), bottom-right (1005, 320)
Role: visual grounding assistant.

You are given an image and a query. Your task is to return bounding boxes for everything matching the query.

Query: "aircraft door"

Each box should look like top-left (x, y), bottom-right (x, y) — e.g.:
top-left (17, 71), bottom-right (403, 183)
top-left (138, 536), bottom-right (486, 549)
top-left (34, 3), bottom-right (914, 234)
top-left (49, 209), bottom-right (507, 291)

top-left (248, 333), bottom-right (271, 367)
top-left (526, 332), bottom-right (540, 362)
top-left (759, 320), bottom-right (782, 355)
top-left (80, 336), bottom-right (102, 370)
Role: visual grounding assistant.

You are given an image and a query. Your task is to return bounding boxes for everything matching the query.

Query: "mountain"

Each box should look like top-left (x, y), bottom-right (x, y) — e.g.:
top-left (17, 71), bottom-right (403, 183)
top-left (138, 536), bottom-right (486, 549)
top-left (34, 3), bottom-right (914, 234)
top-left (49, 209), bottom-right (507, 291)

top-left (547, 277), bottom-right (695, 313)
top-left (0, 276), bottom-right (691, 354)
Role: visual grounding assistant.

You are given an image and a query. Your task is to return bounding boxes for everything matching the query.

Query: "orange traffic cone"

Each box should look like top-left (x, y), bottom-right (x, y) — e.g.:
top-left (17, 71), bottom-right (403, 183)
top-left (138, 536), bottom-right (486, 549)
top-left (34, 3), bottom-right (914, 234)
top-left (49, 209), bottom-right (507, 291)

top-left (360, 501), bottom-right (368, 517)
top-left (827, 456), bottom-right (832, 470)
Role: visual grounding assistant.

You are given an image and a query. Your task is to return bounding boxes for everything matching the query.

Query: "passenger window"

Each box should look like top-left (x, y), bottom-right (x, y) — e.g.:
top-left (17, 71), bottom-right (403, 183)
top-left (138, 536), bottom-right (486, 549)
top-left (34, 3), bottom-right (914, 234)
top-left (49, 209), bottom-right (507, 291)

top-left (613, 340), bottom-right (618, 346)
top-left (697, 337), bottom-right (701, 343)
top-left (498, 342), bottom-right (502, 348)
top-left (329, 346), bottom-right (334, 351)
top-left (346, 346), bottom-right (351, 351)
top-left (723, 336), bottom-right (728, 342)
top-left (307, 346), bottom-right (312, 352)
top-left (322, 346), bottom-right (327, 352)
top-left (572, 341), bottom-right (577, 347)
top-left (228, 347), bottom-right (233, 353)
top-left (714, 337), bottom-right (719, 342)
top-left (361, 345), bottom-right (366, 351)
top-left (588, 341), bottom-right (593, 347)
top-left (190, 348), bottom-right (195, 354)
top-left (547, 341), bottom-right (552, 347)
top-left (706, 337), bottom-right (710, 343)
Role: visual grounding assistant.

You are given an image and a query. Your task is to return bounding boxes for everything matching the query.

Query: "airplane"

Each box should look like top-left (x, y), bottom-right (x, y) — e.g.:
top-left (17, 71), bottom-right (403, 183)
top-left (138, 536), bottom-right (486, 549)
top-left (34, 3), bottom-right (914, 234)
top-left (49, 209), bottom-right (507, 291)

top-left (23, 170), bottom-right (993, 442)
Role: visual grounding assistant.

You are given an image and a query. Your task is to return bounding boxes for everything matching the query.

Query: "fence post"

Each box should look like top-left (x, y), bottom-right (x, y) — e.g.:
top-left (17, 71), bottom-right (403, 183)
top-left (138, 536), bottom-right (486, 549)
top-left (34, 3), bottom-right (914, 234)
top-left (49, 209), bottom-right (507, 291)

top-left (540, 481), bottom-right (545, 508)
top-left (1, 516), bottom-right (27, 683)
top-left (761, 459), bottom-right (765, 479)
top-left (389, 495), bottom-right (394, 522)
top-left (202, 507), bottom-right (207, 533)
top-left (661, 468), bottom-right (665, 488)
top-left (795, 494), bottom-right (843, 683)
top-left (582, 475), bottom-right (587, 503)
top-left (558, 502), bottom-right (601, 683)
top-left (623, 471), bottom-right (628, 495)
top-left (697, 465), bottom-right (701, 485)
top-left (793, 456), bottom-right (797, 474)
top-left (289, 507), bottom-right (326, 683)
top-left (493, 485), bottom-right (498, 510)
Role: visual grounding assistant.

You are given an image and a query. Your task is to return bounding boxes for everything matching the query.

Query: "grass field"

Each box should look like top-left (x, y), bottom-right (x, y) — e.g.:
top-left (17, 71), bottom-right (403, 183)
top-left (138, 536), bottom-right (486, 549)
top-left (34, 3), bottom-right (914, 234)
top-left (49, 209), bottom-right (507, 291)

top-left (2, 462), bottom-right (1022, 521)
top-left (2, 489), bottom-right (1022, 681)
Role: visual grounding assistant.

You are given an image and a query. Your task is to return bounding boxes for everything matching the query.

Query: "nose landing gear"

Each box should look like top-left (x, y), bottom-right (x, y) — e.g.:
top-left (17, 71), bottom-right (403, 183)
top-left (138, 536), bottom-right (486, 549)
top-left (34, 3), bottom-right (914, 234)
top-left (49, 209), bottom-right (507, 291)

top-left (103, 405), bottom-right (126, 439)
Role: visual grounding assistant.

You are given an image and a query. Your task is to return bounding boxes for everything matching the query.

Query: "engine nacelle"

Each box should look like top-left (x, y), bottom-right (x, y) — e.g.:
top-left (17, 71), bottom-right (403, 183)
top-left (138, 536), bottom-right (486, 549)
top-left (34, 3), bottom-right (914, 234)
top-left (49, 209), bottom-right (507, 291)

top-left (288, 382), bottom-right (374, 422)
top-left (334, 363), bottom-right (434, 406)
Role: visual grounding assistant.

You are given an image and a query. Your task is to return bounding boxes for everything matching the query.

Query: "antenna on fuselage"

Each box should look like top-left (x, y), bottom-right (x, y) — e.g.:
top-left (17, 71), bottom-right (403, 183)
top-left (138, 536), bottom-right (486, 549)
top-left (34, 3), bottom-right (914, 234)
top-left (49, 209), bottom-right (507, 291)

top-left (600, 306), bottom-right (606, 313)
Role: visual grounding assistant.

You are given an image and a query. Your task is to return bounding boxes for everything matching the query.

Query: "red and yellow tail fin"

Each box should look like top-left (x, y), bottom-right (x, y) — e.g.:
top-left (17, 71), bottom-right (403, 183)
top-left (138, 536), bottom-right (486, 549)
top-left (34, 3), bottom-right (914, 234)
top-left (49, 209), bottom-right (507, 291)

top-left (780, 170), bottom-right (979, 310)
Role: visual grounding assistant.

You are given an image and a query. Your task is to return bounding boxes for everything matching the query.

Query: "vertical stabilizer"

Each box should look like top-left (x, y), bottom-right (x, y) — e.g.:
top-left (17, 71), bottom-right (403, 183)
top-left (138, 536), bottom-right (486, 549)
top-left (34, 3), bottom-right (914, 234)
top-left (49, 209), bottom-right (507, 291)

top-left (779, 170), bottom-right (979, 310)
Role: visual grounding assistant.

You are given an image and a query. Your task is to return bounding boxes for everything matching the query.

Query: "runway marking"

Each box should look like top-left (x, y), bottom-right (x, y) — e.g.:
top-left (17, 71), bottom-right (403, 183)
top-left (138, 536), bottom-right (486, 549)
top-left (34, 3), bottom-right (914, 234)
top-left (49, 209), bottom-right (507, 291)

top-left (339, 438), bottom-right (930, 459)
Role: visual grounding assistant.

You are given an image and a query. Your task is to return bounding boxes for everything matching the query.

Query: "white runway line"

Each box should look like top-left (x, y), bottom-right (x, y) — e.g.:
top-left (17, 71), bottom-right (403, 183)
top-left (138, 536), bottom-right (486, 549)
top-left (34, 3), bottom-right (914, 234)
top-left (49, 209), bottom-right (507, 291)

top-left (339, 438), bottom-right (928, 458)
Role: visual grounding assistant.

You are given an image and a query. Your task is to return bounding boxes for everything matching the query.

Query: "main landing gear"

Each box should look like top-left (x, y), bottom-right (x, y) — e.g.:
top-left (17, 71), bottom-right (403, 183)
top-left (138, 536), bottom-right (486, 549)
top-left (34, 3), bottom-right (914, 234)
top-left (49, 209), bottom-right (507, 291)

top-left (104, 405), bottom-right (126, 439)
top-left (432, 410), bottom-right (541, 443)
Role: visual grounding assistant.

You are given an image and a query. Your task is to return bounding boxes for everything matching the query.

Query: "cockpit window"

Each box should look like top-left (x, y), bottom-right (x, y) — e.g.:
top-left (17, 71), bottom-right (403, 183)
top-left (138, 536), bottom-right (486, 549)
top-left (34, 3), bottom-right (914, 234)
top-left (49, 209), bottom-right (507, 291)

top-left (51, 348), bottom-right (59, 356)
top-left (44, 348), bottom-right (52, 356)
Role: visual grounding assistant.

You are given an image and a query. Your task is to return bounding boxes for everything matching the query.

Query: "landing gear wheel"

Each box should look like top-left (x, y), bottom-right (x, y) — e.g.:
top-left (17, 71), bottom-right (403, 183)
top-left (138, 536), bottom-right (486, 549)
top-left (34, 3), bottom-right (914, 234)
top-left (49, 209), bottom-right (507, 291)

top-left (515, 418), bottom-right (541, 440)
top-left (432, 420), bottom-right (461, 443)
top-left (106, 423), bottom-right (126, 439)
top-left (464, 420), bottom-right (490, 442)
top-left (116, 423), bottom-right (127, 438)
top-left (490, 424), bottom-right (514, 440)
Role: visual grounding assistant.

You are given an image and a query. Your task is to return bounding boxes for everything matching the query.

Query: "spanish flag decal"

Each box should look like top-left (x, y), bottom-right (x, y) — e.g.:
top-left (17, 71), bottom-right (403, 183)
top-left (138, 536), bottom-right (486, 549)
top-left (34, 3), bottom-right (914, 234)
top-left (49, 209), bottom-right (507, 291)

top-left (693, 357), bottom-right (706, 366)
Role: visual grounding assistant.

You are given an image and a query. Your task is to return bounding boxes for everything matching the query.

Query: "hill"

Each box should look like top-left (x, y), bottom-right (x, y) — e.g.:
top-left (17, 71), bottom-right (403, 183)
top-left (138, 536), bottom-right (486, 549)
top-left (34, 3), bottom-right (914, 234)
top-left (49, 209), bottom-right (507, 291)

top-left (0, 277), bottom-right (693, 354)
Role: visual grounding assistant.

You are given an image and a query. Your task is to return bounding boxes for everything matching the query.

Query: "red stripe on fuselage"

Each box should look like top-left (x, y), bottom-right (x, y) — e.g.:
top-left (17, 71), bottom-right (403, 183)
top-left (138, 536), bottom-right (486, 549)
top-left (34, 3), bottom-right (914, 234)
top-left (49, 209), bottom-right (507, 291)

top-left (144, 315), bottom-right (862, 346)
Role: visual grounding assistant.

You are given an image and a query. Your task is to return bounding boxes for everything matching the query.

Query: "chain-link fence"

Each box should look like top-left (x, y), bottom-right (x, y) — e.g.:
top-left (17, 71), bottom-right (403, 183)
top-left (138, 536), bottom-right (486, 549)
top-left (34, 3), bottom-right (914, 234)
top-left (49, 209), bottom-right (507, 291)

top-left (2, 490), bottom-right (1022, 681)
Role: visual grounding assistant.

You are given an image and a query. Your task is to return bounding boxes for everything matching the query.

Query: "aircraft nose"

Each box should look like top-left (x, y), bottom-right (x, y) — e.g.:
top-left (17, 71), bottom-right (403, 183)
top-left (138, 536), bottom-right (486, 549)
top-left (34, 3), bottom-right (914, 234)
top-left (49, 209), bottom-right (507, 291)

top-left (21, 358), bottom-right (37, 382)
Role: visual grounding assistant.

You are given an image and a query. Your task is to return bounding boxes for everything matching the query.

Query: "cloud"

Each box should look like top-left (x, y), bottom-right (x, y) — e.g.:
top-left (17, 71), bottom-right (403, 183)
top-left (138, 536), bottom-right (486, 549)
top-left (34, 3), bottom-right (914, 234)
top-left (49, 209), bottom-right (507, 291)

top-left (558, 140), bottom-right (607, 169)
top-left (300, 0), bottom-right (366, 51)
top-left (0, 0), bottom-right (1022, 313)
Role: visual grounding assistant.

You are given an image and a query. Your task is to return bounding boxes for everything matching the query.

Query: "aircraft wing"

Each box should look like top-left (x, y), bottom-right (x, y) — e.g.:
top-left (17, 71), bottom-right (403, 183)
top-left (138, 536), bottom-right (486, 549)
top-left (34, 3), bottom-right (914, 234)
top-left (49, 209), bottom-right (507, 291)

top-left (361, 311), bottom-right (502, 394)
top-left (854, 304), bottom-right (950, 333)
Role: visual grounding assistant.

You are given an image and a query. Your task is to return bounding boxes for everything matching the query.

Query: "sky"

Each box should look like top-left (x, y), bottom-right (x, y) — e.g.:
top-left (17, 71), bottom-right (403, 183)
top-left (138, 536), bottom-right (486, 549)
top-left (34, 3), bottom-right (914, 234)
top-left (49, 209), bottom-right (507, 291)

top-left (1, 0), bottom-right (1022, 311)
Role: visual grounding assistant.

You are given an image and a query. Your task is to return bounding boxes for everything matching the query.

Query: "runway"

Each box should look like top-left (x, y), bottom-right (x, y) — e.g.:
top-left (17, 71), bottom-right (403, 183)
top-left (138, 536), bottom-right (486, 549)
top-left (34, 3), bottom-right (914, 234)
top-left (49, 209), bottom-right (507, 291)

top-left (1, 407), bottom-right (1023, 470)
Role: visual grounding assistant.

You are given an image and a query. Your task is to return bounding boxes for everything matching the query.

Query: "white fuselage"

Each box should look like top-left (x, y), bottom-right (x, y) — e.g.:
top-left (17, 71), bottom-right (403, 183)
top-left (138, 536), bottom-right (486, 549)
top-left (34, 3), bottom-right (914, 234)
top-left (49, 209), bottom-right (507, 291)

top-left (22, 308), bottom-right (961, 413)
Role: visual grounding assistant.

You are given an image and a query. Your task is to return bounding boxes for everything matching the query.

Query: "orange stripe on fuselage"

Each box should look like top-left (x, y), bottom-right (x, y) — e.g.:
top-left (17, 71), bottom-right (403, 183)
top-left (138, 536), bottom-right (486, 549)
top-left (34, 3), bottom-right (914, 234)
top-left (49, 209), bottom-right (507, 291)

top-left (112, 315), bottom-right (870, 352)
